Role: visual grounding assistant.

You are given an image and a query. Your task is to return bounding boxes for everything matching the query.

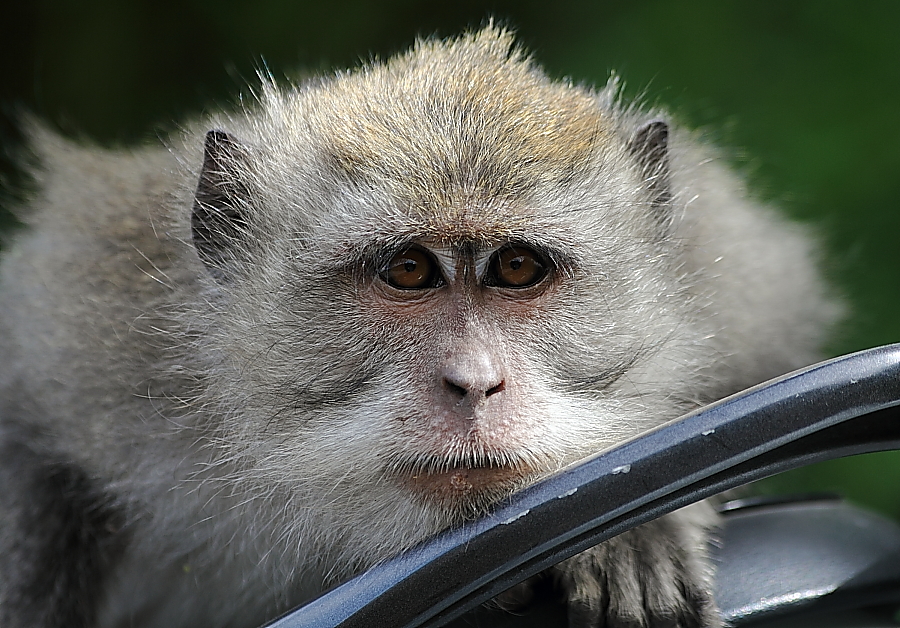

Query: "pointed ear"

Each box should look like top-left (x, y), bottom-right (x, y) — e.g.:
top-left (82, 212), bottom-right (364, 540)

top-left (628, 119), bottom-right (672, 209)
top-left (191, 130), bottom-right (250, 281)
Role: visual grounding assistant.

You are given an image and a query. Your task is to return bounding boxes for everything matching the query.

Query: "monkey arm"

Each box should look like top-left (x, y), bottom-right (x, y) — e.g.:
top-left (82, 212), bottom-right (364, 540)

top-left (275, 343), bottom-right (900, 628)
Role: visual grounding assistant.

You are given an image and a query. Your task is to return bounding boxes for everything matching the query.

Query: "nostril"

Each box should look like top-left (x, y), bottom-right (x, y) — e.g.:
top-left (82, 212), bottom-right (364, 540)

top-left (444, 378), bottom-right (468, 398)
top-left (442, 378), bottom-right (505, 399)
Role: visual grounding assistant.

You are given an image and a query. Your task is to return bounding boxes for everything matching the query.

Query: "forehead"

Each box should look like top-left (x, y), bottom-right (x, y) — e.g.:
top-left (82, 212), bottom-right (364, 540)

top-left (301, 31), bottom-right (614, 242)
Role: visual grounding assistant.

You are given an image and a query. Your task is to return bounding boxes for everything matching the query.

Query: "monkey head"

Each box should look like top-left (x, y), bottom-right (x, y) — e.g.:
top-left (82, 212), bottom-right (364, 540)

top-left (184, 29), bottom-right (703, 563)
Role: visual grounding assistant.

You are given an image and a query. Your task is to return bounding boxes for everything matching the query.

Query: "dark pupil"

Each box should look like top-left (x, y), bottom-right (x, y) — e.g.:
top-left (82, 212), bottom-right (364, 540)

top-left (404, 260), bottom-right (417, 273)
top-left (509, 258), bottom-right (522, 271)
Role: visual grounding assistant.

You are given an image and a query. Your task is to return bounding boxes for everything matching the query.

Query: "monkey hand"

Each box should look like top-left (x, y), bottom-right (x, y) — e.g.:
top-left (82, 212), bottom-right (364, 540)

top-left (498, 504), bottom-right (721, 628)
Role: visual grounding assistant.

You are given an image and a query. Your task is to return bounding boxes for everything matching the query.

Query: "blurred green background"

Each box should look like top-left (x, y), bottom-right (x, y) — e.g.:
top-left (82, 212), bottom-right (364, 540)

top-left (1, 1), bottom-right (899, 515)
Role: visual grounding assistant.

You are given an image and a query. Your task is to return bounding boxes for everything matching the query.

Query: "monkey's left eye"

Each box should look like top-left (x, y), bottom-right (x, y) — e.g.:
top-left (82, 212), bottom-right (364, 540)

top-left (379, 247), bottom-right (443, 290)
top-left (485, 245), bottom-right (549, 289)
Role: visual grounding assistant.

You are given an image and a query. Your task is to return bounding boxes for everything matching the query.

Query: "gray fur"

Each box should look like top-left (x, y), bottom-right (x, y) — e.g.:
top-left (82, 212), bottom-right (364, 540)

top-left (0, 28), bottom-right (838, 628)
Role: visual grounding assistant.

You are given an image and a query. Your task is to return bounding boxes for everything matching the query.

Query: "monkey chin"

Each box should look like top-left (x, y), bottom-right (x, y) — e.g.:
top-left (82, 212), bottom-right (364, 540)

top-left (397, 462), bottom-right (536, 519)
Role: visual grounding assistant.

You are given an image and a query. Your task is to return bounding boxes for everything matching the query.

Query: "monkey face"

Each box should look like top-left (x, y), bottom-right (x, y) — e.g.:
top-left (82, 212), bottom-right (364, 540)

top-left (319, 216), bottom-right (688, 521)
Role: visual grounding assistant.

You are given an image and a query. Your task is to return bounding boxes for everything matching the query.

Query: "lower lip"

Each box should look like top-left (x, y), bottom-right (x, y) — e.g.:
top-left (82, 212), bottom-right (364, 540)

top-left (401, 465), bottom-right (529, 499)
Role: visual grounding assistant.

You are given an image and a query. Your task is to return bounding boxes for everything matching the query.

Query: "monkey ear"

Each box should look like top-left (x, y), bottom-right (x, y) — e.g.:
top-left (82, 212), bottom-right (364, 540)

top-left (628, 119), bottom-right (672, 209)
top-left (191, 130), bottom-right (250, 281)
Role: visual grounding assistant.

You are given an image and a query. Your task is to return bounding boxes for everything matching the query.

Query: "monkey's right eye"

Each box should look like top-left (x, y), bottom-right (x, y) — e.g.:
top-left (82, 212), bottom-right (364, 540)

top-left (379, 247), bottom-right (443, 290)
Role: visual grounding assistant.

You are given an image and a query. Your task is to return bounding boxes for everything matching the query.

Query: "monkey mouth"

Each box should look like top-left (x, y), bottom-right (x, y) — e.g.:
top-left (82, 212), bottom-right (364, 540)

top-left (390, 454), bottom-right (538, 506)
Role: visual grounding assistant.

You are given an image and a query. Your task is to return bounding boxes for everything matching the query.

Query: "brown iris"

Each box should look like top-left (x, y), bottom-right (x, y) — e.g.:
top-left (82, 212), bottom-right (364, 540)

top-left (487, 245), bottom-right (548, 288)
top-left (381, 247), bottom-right (442, 290)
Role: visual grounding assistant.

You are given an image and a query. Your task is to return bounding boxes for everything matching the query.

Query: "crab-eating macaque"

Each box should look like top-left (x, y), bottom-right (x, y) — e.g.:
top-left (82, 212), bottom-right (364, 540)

top-left (0, 26), bottom-right (838, 628)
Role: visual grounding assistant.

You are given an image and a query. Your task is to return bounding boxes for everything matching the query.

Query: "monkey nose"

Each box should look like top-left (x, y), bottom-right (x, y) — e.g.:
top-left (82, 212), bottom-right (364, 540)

top-left (440, 351), bottom-right (506, 401)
